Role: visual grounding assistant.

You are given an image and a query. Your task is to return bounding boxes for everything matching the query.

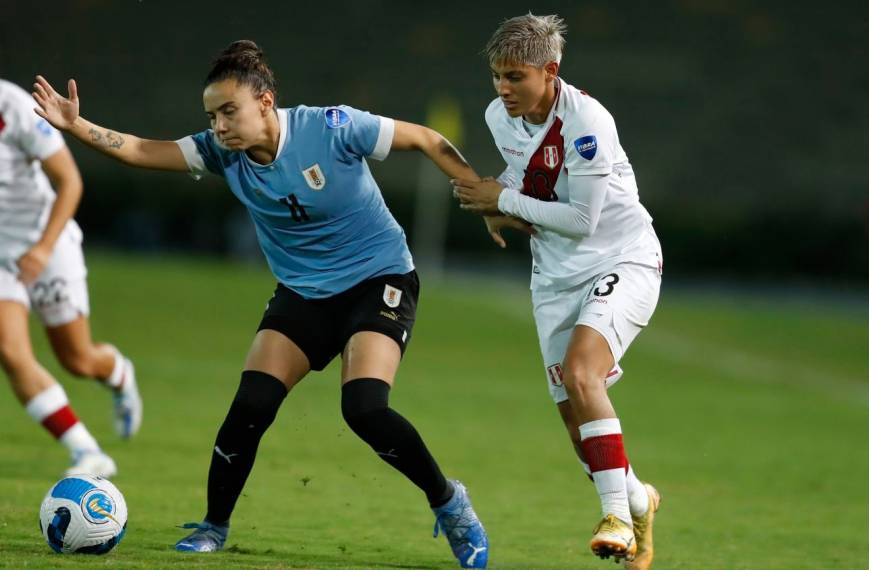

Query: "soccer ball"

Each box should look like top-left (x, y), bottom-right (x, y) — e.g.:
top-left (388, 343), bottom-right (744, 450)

top-left (38, 475), bottom-right (127, 554)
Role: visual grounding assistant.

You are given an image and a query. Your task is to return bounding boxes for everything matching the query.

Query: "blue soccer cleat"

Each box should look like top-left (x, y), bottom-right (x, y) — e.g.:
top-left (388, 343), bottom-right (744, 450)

top-left (432, 480), bottom-right (489, 568)
top-left (174, 521), bottom-right (228, 552)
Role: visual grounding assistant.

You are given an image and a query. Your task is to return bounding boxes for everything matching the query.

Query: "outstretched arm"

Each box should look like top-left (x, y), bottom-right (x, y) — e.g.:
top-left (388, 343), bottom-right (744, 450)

top-left (391, 121), bottom-right (479, 182)
top-left (32, 76), bottom-right (188, 172)
top-left (390, 121), bottom-right (533, 246)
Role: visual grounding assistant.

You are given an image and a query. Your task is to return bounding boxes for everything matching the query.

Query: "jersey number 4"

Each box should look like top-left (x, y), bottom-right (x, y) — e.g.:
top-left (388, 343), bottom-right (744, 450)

top-left (280, 194), bottom-right (310, 222)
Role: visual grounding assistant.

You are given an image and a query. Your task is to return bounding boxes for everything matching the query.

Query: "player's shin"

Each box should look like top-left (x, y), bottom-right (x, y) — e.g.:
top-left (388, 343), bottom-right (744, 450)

top-left (341, 378), bottom-right (452, 507)
top-left (204, 370), bottom-right (288, 525)
top-left (578, 418), bottom-right (631, 524)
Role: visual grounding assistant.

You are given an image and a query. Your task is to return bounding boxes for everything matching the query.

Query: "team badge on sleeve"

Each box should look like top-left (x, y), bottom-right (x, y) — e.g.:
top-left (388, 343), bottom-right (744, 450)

top-left (302, 164), bottom-right (326, 190)
top-left (324, 107), bottom-right (351, 129)
top-left (574, 135), bottom-right (597, 160)
top-left (383, 284), bottom-right (402, 308)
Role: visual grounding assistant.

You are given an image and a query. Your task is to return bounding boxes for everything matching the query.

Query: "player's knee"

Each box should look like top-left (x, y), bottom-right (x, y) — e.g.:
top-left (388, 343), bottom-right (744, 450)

top-left (562, 363), bottom-right (605, 402)
top-left (0, 340), bottom-right (34, 375)
top-left (227, 370), bottom-right (288, 427)
top-left (341, 378), bottom-right (390, 429)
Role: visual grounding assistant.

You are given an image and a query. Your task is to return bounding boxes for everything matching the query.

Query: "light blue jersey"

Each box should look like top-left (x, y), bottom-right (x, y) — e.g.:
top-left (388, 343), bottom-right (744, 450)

top-left (177, 106), bottom-right (413, 299)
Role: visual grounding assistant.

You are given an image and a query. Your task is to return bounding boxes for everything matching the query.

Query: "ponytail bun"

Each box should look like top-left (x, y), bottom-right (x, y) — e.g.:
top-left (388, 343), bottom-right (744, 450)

top-left (205, 40), bottom-right (278, 99)
top-left (219, 40), bottom-right (263, 62)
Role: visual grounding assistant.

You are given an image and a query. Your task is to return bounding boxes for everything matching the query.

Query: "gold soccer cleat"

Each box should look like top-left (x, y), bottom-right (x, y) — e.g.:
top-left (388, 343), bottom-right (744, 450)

top-left (624, 483), bottom-right (661, 570)
top-left (590, 514), bottom-right (637, 562)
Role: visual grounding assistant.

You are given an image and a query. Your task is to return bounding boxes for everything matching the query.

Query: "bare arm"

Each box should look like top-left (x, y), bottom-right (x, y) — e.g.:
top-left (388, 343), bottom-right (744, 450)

top-left (388, 120), bottom-right (532, 247)
top-left (16, 147), bottom-right (82, 284)
top-left (391, 120), bottom-right (479, 182)
top-left (32, 76), bottom-right (188, 172)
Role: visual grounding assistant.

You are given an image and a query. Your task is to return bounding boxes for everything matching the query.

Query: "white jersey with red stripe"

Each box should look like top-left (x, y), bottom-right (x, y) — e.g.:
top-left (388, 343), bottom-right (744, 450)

top-left (485, 78), bottom-right (662, 291)
top-left (0, 79), bottom-right (68, 265)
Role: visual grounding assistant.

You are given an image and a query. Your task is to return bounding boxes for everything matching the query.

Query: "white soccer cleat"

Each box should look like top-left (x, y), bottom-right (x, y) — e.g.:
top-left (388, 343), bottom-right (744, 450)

top-left (113, 358), bottom-right (142, 439)
top-left (66, 450), bottom-right (118, 478)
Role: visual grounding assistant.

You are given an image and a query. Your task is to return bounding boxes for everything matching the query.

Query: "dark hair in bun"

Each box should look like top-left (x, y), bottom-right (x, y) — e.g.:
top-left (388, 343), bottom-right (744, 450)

top-left (205, 40), bottom-right (278, 99)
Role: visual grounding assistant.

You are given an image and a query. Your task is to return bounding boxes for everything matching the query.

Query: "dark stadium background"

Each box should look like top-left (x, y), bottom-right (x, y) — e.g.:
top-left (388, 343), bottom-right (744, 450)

top-left (3, 0), bottom-right (866, 286)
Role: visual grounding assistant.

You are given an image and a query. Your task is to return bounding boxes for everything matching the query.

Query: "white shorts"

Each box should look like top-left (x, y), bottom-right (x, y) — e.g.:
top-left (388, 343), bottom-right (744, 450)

top-left (532, 262), bottom-right (661, 403)
top-left (0, 223), bottom-right (90, 327)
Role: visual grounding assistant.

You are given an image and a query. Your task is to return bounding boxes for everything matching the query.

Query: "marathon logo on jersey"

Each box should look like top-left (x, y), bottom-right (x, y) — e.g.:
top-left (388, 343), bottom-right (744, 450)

top-left (574, 135), bottom-right (597, 160)
top-left (302, 163), bottom-right (326, 190)
top-left (546, 363), bottom-right (564, 387)
top-left (543, 145), bottom-right (559, 170)
top-left (324, 107), bottom-right (351, 129)
top-left (383, 285), bottom-right (402, 308)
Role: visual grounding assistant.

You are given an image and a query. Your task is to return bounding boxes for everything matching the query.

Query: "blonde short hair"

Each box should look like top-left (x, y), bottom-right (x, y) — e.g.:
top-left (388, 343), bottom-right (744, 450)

top-left (485, 13), bottom-right (566, 67)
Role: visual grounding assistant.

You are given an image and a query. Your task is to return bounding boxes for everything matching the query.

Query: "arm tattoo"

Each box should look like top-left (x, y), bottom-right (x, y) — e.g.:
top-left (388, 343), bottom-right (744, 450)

top-left (105, 131), bottom-right (125, 149)
top-left (88, 128), bottom-right (125, 149)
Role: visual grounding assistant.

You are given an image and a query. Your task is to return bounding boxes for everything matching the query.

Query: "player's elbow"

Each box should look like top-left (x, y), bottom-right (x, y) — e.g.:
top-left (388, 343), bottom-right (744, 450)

top-left (115, 146), bottom-right (143, 167)
top-left (565, 211), bottom-right (599, 239)
top-left (55, 171), bottom-right (83, 199)
top-left (584, 214), bottom-right (600, 236)
top-left (418, 127), bottom-right (447, 154)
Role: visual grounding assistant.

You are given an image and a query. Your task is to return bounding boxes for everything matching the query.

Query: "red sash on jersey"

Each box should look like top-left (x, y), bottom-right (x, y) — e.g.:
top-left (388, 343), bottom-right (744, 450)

top-left (521, 117), bottom-right (564, 202)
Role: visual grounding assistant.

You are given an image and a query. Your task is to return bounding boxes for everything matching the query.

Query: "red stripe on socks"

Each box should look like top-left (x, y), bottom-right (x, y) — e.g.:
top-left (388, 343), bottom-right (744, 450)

top-left (41, 406), bottom-right (78, 438)
top-left (580, 433), bottom-right (629, 473)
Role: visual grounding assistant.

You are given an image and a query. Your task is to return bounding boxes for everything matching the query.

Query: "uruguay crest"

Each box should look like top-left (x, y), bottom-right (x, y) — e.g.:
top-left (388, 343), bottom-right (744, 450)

top-left (543, 145), bottom-right (559, 170)
top-left (383, 285), bottom-right (402, 308)
top-left (302, 164), bottom-right (326, 190)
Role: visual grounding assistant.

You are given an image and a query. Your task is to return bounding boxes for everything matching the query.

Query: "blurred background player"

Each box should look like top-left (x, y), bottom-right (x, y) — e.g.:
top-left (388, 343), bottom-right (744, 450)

top-left (453, 14), bottom-right (663, 569)
top-left (32, 41), bottom-right (488, 568)
top-left (0, 78), bottom-right (141, 478)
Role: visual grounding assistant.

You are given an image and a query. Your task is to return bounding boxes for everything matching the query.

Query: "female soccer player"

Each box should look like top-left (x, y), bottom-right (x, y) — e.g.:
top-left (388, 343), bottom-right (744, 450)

top-left (33, 41), bottom-right (488, 568)
top-left (0, 78), bottom-right (140, 479)
top-left (453, 14), bottom-right (663, 570)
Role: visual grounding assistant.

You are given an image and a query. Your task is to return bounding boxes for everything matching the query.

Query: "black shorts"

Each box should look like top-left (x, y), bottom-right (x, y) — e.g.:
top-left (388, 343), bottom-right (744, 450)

top-left (257, 271), bottom-right (420, 371)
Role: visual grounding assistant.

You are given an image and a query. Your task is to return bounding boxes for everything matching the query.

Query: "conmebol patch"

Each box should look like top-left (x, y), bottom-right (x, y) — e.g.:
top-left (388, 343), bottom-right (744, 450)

top-left (574, 135), bottom-right (597, 160)
top-left (324, 107), bottom-right (351, 128)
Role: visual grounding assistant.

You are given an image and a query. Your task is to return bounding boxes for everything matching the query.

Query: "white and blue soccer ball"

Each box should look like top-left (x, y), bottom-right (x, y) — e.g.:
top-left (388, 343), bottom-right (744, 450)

top-left (38, 475), bottom-right (127, 554)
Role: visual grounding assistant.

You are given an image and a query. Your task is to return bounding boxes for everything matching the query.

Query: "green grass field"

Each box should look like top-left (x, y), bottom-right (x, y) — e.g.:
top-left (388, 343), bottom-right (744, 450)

top-left (1, 253), bottom-right (867, 569)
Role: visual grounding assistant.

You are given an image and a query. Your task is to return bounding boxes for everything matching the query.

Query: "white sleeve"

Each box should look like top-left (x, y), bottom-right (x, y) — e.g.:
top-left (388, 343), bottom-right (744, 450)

top-left (496, 165), bottom-right (523, 190)
top-left (175, 136), bottom-right (207, 180)
top-left (15, 104), bottom-right (64, 160)
top-left (497, 174), bottom-right (607, 238)
top-left (370, 116), bottom-right (395, 161)
top-left (562, 101), bottom-right (615, 177)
